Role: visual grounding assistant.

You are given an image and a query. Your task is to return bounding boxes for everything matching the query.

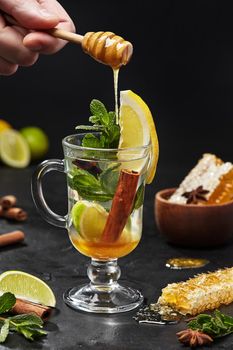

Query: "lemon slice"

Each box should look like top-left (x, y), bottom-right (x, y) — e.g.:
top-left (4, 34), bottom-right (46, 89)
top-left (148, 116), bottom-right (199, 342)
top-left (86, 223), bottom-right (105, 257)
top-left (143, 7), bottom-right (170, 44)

top-left (72, 200), bottom-right (131, 242)
top-left (118, 90), bottom-right (159, 184)
top-left (0, 270), bottom-right (56, 307)
top-left (0, 129), bottom-right (30, 168)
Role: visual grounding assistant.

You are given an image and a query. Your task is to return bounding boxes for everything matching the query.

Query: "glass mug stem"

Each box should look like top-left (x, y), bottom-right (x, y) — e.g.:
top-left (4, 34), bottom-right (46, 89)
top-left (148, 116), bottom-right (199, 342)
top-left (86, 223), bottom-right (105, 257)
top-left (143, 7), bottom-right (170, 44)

top-left (64, 258), bottom-right (143, 313)
top-left (88, 259), bottom-right (121, 291)
top-left (31, 159), bottom-right (67, 229)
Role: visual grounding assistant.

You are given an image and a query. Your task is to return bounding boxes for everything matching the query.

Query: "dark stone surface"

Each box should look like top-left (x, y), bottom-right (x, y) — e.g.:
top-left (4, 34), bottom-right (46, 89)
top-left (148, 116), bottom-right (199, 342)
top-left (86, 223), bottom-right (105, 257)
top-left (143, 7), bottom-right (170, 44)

top-left (1, 165), bottom-right (233, 349)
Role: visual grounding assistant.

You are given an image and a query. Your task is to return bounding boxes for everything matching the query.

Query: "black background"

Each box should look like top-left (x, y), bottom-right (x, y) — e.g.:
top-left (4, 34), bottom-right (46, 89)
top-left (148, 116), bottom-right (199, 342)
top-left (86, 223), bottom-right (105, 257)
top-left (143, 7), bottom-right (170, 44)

top-left (1, 0), bottom-right (233, 183)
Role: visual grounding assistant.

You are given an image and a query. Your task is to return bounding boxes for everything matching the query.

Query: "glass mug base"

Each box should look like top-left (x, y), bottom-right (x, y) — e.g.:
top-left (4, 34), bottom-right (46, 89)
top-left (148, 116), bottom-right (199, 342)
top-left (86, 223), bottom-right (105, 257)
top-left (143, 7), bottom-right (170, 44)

top-left (63, 283), bottom-right (144, 314)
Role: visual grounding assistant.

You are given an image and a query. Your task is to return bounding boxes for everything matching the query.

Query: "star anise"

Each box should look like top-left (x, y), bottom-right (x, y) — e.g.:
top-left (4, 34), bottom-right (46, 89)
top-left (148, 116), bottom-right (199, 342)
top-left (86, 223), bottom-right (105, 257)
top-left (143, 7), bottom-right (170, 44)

top-left (177, 329), bottom-right (213, 348)
top-left (182, 186), bottom-right (209, 204)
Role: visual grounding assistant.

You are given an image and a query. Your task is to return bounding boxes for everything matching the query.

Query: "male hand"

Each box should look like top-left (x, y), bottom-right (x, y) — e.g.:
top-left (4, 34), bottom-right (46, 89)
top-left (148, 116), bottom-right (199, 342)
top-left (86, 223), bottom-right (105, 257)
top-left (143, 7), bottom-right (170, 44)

top-left (0, 0), bottom-right (75, 75)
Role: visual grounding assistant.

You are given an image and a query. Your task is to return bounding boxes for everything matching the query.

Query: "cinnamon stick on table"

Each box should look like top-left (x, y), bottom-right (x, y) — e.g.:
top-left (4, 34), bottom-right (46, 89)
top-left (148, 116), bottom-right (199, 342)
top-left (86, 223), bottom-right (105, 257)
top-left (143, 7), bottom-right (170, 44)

top-left (0, 231), bottom-right (25, 247)
top-left (11, 298), bottom-right (53, 321)
top-left (3, 207), bottom-right (28, 221)
top-left (102, 169), bottom-right (139, 242)
top-left (0, 195), bottom-right (17, 209)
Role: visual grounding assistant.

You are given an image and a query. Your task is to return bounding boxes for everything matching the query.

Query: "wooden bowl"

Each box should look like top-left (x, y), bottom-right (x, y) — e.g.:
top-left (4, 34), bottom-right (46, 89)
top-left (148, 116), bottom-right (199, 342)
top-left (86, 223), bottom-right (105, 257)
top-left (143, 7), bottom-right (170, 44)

top-left (155, 188), bottom-right (233, 247)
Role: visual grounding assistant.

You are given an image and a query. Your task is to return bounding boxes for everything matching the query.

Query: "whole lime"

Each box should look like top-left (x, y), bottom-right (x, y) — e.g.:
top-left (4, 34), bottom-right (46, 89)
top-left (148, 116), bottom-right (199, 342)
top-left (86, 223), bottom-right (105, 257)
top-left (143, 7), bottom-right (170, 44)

top-left (20, 126), bottom-right (49, 160)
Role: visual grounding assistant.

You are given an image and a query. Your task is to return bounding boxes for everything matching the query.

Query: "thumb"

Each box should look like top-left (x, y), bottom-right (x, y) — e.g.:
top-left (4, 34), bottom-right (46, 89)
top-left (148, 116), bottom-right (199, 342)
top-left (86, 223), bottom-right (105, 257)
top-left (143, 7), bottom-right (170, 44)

top-left (0, 0), bottom-right (60, 29)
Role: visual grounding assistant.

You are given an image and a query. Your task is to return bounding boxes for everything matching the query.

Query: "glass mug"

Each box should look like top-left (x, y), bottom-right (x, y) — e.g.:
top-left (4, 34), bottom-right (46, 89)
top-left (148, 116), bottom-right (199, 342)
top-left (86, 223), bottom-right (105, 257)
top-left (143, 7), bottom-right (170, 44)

top-left (31, 133), bottom-right (151, 313)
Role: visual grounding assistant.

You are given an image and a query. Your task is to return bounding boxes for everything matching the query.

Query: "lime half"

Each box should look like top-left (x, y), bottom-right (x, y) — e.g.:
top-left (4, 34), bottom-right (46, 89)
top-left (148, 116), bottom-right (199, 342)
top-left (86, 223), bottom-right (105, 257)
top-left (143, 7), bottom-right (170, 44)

top-left (0, 270), bottom-right (56, 307)
top-left (0, 129), bottom-right (30, 168)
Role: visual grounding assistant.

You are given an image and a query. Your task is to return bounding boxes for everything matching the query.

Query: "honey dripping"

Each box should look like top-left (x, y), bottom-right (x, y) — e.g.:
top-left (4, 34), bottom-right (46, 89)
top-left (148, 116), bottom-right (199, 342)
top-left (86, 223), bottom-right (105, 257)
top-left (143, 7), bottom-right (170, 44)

top-left (81, 31), bottom-right (133, 123)
top-left (113, 68), bottom-right (119, 124)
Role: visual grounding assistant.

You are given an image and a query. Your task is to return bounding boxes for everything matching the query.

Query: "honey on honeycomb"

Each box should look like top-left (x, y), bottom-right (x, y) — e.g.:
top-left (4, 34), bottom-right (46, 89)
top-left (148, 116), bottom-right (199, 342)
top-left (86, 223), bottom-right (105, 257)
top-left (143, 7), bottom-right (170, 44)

top-left (158, 267), bottom-right (233, 315)
top-left (169, 153), bottom-right (233, 205)
top-left (207, 168), bottom-right (233, 204)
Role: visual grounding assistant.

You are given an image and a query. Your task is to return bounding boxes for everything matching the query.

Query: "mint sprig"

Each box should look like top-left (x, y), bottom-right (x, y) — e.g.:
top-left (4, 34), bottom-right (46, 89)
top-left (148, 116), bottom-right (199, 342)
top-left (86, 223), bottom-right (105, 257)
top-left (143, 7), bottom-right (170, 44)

top-left (0, 292), bottom-right (47, 343)
top-left (188, 310), bottom-right (233, 338)
top-left (68, 166), bottom-right (119, 202)
top-left (75, 99), bottom-right (120, 148)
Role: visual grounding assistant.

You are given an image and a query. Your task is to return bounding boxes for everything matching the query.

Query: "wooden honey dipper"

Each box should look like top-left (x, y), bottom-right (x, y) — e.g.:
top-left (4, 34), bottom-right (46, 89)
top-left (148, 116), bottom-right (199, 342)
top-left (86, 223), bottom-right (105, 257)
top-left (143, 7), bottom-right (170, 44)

top-left (3, 13), bottom-right (133, 69)
top-left (48, 29), bottom-right (133, 69)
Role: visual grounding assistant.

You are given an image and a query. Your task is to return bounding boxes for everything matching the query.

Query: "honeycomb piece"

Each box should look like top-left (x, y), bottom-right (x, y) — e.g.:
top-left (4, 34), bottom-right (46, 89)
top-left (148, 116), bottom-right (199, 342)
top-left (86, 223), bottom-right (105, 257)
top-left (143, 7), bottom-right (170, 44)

top-left (169, 153), bottom-right (233, 205)
top-left (158, 267), bottom-right (233, 315)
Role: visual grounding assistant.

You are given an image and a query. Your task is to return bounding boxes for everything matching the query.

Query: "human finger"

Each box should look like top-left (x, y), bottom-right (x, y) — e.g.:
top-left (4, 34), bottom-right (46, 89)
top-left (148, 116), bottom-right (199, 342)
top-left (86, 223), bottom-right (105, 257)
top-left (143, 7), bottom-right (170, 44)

top-left (0, 56), bottom-right (18, 75)
top-left (0, 0), bottom-right (59, 29)
top-left (23, 0), bottom-right (75, 54)
top-left (0, 26), bottom-right (39, 66)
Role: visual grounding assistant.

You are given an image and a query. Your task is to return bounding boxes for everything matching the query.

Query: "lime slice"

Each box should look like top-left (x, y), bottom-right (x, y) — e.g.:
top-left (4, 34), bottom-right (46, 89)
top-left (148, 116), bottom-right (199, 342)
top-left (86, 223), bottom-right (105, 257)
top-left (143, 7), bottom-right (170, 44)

top-left (119, 90), bottom-right (159, 184)
top-left (71, 200), bottom-right (131, 242)
top-left (0, 129), bottom-right (30, 168)
top-left (72, 200), bottom-right (108, 241)
top-left (0, 270), bottom-right (56, 307)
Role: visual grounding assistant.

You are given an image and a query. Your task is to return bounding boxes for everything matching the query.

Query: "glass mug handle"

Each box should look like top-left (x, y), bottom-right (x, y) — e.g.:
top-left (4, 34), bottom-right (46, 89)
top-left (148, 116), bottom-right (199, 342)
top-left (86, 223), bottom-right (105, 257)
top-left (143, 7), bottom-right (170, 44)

top-left (31, 159), bottom-right (67, 229)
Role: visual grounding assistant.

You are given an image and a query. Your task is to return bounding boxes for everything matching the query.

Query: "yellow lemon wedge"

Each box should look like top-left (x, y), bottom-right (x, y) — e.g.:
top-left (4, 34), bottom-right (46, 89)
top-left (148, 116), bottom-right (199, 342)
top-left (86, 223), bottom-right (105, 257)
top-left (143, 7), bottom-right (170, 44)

top-left (0, 270), bottom-right (56, 307)
top-left (0, 129), bottom-right (30, 168)
top-left (118, 90), bottom-right (159, 184)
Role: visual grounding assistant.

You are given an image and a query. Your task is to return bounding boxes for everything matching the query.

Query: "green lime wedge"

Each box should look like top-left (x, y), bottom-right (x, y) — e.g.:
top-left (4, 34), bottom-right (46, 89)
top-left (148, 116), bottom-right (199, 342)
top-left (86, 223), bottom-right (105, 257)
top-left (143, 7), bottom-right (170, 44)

top-left (0, 129), bottom-right (30, 168)
top-left (0, 270), bottom-right (56, 307)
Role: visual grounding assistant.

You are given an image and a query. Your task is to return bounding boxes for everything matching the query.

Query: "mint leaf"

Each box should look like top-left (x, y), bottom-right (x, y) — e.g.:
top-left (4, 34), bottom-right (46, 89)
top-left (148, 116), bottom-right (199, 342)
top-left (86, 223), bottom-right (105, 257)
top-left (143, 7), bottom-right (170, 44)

top-left (0, 293), bottom-right (16, 314)
top-left (17, 326), bottom-right (35, 340)
top-left (75, 99), bottom-right (120, 149)
top-left (89, 115), bottom-right (100, 124)
top-left (90, 99), bottom-right (108, 122)
top-left (0, 320), bottom-right (9, 343)
top-left (108, 111), bottom-right (116, 127)
top-left (73, 175), bottom-right (101, 192)
top-left (69, 168), bottom-right (113, 202)
top-left (188, 310), bottom-right (233, 338)
top-left (107, 124), bottom-right (120, 148)
top-left (82, 134), bottom-right (105, 148)
top-left (9, 314), bottom-right (43, 328)
top-left (71, 169), bottom-right (101, 190)
top-left (76, 188), bottom-right (113, 202)
top-left (100, 164), bottom-right (120, 195)
top-left (17, 325), bottom-right (47, 341)
top-left (75, 125), bottom-right (104, 131)
top-left (221, 314), bottom-right (233, 327)
top-left (133, 184), bottom-right (145, 210)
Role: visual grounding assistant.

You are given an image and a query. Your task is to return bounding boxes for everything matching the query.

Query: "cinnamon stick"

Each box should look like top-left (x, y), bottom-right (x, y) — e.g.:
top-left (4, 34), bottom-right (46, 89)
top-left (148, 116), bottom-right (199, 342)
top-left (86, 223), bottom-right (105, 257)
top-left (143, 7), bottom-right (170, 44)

top-left (0, 231), bottom-right (25, 247)
top-left (11, 298), bottom-right (52, 321)
top-left (102, 169), bottom-right (139, 242)
top-left (3, 207), bottom-right (27, 221)
top-left (0, 195), bottom-right (17, 209)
